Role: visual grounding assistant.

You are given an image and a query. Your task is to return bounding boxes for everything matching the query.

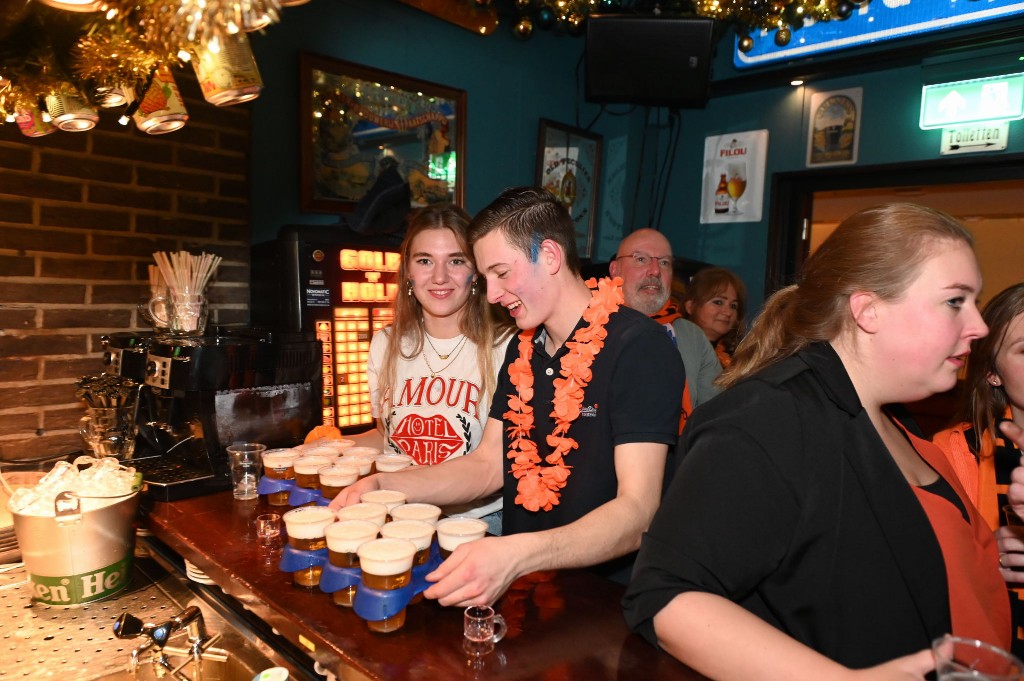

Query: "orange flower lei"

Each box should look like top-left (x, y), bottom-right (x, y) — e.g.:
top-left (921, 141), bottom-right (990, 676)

top-left (504, 277), bottom-right (624, 512)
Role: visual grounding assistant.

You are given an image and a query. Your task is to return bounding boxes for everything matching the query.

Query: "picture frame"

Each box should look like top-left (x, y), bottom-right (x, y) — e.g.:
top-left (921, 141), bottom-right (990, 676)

top-left (806, 87), bottom-right (862, 167)
top-left (535, 119), bottom-right (602, 259)
top-left (300, 52), bottom-right (467, 214)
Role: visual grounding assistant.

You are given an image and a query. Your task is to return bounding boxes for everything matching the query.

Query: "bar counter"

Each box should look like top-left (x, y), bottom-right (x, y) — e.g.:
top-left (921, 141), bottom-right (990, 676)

top-left (142, 491), bottom-right (706, 680)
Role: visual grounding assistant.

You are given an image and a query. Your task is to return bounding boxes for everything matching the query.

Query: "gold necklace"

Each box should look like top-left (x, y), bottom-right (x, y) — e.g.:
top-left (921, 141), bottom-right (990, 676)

top-left (423, 335), bottom-right (468, 377)
top-left (424, 333), bottom-right (466, 360)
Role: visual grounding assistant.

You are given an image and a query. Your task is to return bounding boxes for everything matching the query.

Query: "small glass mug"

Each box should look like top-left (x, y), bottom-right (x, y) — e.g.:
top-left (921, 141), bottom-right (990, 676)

top-left (149, 292), bottom-right (209, 336)
top-left (79, 406), bottom-right (136, 459)
top-left (463, 605), bottom-right (507, 656)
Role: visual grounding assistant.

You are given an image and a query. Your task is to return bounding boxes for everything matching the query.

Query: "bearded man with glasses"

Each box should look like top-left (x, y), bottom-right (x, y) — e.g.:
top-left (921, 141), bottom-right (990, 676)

top-left (610, 229), bottom-right (722, 426)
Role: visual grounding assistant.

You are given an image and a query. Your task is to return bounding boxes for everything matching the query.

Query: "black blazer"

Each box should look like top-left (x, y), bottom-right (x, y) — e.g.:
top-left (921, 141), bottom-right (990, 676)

top-left (624, 343), bottom-right (956, 668)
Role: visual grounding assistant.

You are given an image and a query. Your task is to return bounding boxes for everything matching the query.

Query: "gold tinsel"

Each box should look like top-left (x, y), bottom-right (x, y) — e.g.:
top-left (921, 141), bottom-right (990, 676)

top-left (72, 30), bottom-right (161, 95)
top-left (692, 0), bottom-right (858, 39)
top-left (131, 0), bottom-right (282, 57)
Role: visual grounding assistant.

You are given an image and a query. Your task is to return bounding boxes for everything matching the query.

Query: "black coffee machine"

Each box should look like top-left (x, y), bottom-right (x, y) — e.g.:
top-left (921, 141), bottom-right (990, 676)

top-left (103, 328), bottom-right (323, 501)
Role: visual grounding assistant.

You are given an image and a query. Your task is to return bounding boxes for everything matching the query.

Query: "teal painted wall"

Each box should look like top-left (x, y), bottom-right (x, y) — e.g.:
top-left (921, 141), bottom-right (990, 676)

top-left (249, 2), bottom-right (1024, 306)
top-left (249, 0), bottom-right (637, 261)
top-left (661, 30), bottom-right (1024, 306)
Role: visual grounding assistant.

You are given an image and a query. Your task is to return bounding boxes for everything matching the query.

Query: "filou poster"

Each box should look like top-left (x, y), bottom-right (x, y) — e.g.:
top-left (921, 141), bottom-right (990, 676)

top-left (700, 130), bottom-right (769, 224)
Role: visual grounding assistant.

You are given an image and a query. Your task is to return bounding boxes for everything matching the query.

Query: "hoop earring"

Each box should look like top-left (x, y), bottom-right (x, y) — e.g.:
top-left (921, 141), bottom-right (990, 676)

top-left (407, 281), bottom-right (413, 296)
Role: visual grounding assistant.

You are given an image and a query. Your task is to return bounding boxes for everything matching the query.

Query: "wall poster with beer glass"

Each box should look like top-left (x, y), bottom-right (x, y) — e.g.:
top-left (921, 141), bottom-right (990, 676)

top-left (806, 87), bottom-right (862, 167)
top-left (536, 119), bottom-right (602, 259)
top-left (699, 129), bottom-right (769, 224)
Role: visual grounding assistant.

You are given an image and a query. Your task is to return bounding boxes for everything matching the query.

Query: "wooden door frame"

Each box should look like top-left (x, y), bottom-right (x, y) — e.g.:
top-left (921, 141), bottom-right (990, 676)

top-left (765, 152), bottom-right (1024, 297)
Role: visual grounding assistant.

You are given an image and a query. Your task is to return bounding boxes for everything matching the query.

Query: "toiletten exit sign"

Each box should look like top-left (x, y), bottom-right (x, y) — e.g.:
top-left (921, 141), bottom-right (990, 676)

top-left (920, 73), bottom-right (1024, 130)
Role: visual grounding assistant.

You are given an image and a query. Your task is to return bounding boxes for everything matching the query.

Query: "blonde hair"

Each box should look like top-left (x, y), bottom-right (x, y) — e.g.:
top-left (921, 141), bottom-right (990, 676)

top-left (379, 204), bottom-right (513, 414)
top-left (720, 203), bottom-right (974, 388)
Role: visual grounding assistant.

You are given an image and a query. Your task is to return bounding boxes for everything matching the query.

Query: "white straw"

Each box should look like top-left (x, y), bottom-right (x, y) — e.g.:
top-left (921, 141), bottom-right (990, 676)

top-left (151, 250), bottom-right (222, 295)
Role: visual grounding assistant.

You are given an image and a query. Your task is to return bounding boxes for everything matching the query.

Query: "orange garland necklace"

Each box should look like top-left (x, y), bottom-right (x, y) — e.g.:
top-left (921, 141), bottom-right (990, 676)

top-left (504, 276), bottom-right (623, 512)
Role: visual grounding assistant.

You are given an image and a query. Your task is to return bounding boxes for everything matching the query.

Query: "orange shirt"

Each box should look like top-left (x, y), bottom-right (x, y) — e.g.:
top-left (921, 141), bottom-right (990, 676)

top-left (908, 430), bottom-right (1011, 650)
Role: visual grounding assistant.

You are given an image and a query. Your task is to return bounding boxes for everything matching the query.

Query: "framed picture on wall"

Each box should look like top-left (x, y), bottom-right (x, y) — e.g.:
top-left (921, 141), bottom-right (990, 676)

top-left (535, 119), bottom-right (602, 259)
top-left (299, 52), bottom-right (467, 214)
top-left (806, 88), bottom-right (862, 167)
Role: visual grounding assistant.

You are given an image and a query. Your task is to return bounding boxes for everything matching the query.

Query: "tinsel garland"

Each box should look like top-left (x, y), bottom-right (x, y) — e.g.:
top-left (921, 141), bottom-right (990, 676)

top-left (72, 30), bottom-right (161, 96)
top-left (505, 0), bottom-right (863, 46)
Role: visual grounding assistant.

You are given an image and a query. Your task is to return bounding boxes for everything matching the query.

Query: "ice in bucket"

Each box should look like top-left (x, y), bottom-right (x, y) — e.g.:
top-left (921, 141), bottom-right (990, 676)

top-left (7, 456), bottom-right (142, 606)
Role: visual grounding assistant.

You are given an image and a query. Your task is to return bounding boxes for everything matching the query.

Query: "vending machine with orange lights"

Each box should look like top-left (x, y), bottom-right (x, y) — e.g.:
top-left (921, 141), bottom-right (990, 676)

top-left (251, 226), bottom-right (402, 433)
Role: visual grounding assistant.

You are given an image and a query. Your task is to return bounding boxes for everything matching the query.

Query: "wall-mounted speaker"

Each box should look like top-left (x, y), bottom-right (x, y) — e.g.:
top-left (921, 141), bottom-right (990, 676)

top-left (585, 15), bottom-right (716, 109)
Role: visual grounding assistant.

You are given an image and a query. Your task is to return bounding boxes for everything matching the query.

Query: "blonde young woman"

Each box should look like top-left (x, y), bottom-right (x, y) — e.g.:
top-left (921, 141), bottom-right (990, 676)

top-left (352, 204), bottom-right (513, 531)
top-left (625, 204), bottom-right (1008, 679)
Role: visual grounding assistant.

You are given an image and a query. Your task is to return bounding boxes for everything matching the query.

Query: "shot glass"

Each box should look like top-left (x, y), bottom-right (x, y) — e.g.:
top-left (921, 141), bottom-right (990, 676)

top-left (463, 604), bottom-right (507, 656)
top-left (932, 634), bottom-right (1024, 681)
top-left (227, 442), bottom-right (266, 501)
top-left (255, 513), bottom-right (282, 547)
top-left (357, 538), bottom-right (417, 633)
top-left (436, 517), bottom-right (488, 559)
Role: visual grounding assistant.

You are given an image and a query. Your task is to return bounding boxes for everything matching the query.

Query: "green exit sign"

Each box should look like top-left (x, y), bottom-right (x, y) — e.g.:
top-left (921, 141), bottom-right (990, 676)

top-left (920, 73), bottom-right (1024, 130)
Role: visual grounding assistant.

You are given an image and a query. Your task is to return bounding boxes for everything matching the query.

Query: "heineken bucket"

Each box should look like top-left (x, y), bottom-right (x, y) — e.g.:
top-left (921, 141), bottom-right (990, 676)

top-left (12, 489), bottom-right (140, 607)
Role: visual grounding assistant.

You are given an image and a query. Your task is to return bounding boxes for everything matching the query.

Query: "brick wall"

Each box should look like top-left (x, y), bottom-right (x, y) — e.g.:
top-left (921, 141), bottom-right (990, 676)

top-left (0, 70), bottom-right (251, 461)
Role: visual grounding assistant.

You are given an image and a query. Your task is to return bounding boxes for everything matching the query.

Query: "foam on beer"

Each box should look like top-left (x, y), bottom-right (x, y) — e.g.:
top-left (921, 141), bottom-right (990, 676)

top-left (325, 520), bottom-right (379, 553)
top-left (297, 437), bottom-right (355, 455)
top-left (293, 455), bottom-right (335, 475)
top-left (262, 448), bottom-right (300, 469)
top-left (374, 454), bottom-right (414, 473)
top-left (380, 520), bottom-right (434, 551)
top-left (360, 489), bottom-right (407, 512)
top-left (357, 538), bottom-right (416, 576)
top-left (345, 446), bottom-right (381, 459)
top-left (436, 517), bottom-right (488, 551)
top-left (389, 503), bottom-right (442, 525)
top-left (340, 454), bottom-right (374, 476)
top-left (282, 506), bottom-right (336, 538)
top-left (319, 463), bottom-right (359, 487)
top-left (336, 502), bottom-right (388, 527)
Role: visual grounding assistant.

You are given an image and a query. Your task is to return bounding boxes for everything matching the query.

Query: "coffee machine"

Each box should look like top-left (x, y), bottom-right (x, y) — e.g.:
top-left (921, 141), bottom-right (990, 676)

top-left (103, 328), bottom-right (323, 501)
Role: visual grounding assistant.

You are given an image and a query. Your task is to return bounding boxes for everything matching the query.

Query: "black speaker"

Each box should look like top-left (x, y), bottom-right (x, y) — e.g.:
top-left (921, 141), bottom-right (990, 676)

top-left (585, 15), bottom-right (715, 109)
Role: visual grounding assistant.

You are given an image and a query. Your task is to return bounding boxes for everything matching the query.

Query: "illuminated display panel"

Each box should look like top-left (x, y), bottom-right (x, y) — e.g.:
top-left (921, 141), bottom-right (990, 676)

top-left (314, 247), bottom-right (399, 431)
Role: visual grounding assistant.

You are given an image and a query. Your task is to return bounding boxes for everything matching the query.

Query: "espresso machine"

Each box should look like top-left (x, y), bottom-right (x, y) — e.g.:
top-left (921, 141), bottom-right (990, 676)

top-left (102, 328), bottom-right (323, 501)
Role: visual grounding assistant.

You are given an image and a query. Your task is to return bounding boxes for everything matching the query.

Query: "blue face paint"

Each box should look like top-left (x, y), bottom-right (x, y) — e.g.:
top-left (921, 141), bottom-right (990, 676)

top-left (529, 235), bottom-right (542, 263)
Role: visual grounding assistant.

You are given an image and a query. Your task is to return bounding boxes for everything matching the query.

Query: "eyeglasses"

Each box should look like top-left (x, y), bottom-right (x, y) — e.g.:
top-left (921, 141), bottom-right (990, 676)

top-left (614, 253), bottom-right (673, 270)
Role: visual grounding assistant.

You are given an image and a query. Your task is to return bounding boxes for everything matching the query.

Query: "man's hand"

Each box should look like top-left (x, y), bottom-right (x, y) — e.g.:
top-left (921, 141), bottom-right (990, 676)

top-left (327, 474), bottom-right (382, 510)
top-left (422, 535), bottom-right (527, 607)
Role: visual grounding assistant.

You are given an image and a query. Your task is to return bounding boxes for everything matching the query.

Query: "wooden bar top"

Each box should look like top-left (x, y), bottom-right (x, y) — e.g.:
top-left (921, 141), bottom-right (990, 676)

top-left (142, 492), bottom-right (706, 680)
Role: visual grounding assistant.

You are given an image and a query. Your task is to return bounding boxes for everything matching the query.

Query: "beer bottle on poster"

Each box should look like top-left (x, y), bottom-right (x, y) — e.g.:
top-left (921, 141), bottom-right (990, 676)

top-left (714, 174), bottom-right (730, 214)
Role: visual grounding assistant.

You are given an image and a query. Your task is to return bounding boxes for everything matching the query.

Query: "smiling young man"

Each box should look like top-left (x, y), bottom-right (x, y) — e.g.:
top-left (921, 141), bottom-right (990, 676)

top-left (330, 187), bottom-right (683, 606)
